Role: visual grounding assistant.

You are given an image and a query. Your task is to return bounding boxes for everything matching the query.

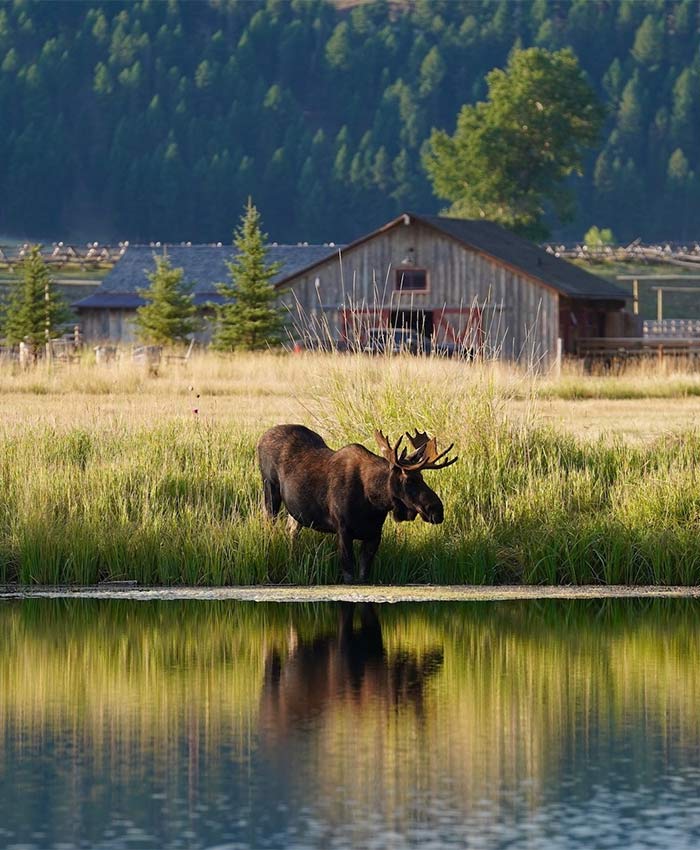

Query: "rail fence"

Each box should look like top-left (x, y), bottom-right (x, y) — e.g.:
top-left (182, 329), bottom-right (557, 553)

top-left (644, 319), bottom-right (700, 338)
top-left (545, 241), bottom-right (700, 268)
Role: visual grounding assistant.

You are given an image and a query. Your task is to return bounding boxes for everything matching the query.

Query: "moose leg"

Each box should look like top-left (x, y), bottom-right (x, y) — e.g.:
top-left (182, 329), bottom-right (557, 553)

top-left (358, 535), bottom-right (381, 583)
top-left (262, 477), bottom-right (282, 518)
top-left (337, 526), bottom-right (356, 584)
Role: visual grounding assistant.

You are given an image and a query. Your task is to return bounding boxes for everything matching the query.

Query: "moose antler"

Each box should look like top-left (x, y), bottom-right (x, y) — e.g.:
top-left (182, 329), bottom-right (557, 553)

top-left (375, 429), bottom-right (457, 471)
top-left (405, 429), bottom-right (458, 470)
top-left (374, 430), bottom-right (405, 466)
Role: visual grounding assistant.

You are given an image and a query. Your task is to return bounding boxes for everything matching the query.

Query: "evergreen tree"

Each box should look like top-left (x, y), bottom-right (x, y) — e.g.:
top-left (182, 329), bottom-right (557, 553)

top-left (134, 253), bottom-right (197, 345)
top-left (212, 200), bottom-right (283, 352)
top-left (2, 246), bottom-right (71, 347)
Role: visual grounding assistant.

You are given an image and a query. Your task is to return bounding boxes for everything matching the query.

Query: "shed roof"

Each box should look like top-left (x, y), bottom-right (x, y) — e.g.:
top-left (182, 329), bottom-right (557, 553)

top-left (407, 214), bottom-right (627, 301)
top-left (74, 243), bottom-right (342, 310)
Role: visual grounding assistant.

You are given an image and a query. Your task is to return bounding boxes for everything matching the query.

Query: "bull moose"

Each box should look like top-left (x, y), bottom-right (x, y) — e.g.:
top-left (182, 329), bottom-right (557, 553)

top-left (257, 424), bottom-right (457, 583)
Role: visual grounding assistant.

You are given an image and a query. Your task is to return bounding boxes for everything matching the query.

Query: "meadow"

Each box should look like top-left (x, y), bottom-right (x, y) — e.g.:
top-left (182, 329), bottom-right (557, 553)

top-left (2, 351), bottom-right (700, 586)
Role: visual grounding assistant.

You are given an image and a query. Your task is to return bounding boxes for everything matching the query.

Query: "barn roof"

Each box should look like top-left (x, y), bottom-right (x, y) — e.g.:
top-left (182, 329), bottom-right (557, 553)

top-left (74, 243), bottom-right (342, 309)
top-left (75, 214), bottom-right (627, 310)
top-left (410, 214), bottom-right (627, 301)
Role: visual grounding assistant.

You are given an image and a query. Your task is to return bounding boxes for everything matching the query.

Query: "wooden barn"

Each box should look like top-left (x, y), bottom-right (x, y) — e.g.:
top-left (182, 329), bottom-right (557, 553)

top-left (75, 212), bottom-right (630, 365)
top-left (276, 213), bottom-right (631, 365)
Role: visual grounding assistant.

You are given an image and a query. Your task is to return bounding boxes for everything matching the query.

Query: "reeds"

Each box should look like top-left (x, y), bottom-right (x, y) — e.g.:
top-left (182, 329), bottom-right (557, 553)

top-left (1, 351), bottom-right (700, 585)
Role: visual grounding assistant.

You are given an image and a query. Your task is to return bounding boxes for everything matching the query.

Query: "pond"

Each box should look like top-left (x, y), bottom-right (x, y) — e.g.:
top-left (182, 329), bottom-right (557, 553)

top-left (1, 598), bottom-right (700, 849)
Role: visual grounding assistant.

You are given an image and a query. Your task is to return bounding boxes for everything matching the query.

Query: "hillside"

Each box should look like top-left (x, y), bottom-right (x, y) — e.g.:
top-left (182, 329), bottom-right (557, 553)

top-left (1, 0), bottom-right (698, 246)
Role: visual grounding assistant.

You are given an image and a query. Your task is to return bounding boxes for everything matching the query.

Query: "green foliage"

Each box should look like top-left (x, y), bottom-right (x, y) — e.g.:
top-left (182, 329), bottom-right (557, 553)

top-left (0, 2), bottom-right (699, 242)
top-left (2, 246), bottom-right (71, 346)
top-left (212, 200), bottom-right (284, 352)
top-left (584, 226), bottom-right (616, 246)
top-left (424, 48), bottom-right (604, 239)
top-left (134, 253), bottom-right (197, 346)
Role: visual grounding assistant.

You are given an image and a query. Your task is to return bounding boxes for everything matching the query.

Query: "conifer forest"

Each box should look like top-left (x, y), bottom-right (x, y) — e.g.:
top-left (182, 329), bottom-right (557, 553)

top-left (1, 0), bottom-right (698, 244)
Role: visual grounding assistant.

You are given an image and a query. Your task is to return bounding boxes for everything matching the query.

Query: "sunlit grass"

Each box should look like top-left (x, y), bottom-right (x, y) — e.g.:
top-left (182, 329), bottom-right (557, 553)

top-left (0, 351), bottom-right (699, 584)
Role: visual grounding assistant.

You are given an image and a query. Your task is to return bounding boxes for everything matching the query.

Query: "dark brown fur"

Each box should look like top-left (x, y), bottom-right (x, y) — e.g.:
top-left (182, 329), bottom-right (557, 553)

top-left (257, 424), bottom-right (451, 583)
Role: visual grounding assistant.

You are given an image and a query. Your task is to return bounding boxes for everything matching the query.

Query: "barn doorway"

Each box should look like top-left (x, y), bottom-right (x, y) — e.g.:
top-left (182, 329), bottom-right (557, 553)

top-left (390, 309), bottom-right (434, 339)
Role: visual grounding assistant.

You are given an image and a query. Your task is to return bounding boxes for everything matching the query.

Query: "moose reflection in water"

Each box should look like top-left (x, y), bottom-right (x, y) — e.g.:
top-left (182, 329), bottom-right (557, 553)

top-left (259, 603), bottom-right (444, 739)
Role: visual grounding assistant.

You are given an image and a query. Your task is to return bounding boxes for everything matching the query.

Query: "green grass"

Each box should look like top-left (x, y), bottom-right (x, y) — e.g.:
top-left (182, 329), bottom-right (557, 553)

top-left (2, 389), bottom-right (700, 585)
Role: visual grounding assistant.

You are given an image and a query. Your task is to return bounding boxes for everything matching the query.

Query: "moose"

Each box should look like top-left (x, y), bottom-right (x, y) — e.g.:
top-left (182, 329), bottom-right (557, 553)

top-left (257, 424), bottom-right (457, 583)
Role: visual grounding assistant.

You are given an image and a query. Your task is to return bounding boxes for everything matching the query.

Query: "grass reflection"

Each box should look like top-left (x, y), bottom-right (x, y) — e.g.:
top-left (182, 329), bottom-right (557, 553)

top-left (1, 598), bottom-right (700, 837)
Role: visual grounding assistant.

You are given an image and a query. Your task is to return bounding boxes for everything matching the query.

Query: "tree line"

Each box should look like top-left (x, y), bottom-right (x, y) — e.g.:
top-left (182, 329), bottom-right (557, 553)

top-left (1, 0), bottom-right (699, 244)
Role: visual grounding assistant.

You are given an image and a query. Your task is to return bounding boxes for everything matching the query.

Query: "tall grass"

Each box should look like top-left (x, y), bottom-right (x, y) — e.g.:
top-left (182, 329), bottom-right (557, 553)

top-left (0, 351), bottom-right (700, 585)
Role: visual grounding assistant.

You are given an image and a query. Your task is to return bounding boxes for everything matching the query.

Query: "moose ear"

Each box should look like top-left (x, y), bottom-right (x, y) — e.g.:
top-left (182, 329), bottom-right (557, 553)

top-left (374, 429), bottom-right (392, 461)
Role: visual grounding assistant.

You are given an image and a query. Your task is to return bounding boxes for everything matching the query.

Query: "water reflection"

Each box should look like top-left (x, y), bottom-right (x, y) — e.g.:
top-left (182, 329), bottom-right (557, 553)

top-left (261, 603), bottom-right (443, 742)
top-left (1, 598), bottom-right (700, 848)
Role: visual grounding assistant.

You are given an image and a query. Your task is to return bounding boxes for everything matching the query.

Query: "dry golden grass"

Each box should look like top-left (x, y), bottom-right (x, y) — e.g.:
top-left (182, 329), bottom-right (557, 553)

top-left (1, 350), bottom-right (699, 442)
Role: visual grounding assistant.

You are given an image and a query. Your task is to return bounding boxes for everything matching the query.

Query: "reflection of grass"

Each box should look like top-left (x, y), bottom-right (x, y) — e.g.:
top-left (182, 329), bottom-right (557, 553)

top-left (3, 355), bottom-right (700, 583)
top-left (2, 599), bottom-right (699, 819)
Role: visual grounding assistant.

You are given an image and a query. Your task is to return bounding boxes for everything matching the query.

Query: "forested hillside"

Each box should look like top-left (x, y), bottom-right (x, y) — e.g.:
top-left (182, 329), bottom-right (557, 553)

top-left (1, 0), bottom-right (698, 244)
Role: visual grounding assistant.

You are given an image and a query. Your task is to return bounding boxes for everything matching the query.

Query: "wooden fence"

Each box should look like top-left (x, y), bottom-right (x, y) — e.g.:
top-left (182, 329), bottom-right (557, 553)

top-left (577, 336), bottom-right (700, 371)
top-left (545, 241), bottom-right (700, 269)
top-left (0, 243), bottom-right (127, 270)
top-left (644, 319), bottom-right (700, 338)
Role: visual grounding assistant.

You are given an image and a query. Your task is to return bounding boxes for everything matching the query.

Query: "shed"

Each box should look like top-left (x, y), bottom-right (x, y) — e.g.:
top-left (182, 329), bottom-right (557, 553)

top-left (74, 243), bottom-right (340, 343)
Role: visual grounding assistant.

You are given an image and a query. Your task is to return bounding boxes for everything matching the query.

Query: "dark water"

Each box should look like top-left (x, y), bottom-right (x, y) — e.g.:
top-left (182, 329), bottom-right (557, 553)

top-left (2, 598), bottom-right (700, 849)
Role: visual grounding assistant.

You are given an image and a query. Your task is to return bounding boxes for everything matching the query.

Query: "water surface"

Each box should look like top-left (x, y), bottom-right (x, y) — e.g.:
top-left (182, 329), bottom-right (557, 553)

top-left (1, 598), bottom-right (700, 849)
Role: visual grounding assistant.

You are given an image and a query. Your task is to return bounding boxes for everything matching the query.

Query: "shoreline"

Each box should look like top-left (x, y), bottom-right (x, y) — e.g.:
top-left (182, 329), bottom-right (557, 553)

top-left (2, 584), bottom-right (700, 603)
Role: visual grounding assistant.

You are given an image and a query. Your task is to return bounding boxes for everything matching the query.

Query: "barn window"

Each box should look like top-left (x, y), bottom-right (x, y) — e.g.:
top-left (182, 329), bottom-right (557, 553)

top-left (395, 268), bottom-right (428, 291)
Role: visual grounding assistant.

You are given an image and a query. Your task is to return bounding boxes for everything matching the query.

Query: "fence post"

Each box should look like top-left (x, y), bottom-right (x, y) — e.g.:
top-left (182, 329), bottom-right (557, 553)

top-left (552, 337), bottom-right (563, 378)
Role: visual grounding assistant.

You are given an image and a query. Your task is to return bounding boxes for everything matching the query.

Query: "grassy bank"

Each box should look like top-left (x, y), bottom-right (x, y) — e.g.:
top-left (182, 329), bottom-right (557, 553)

top-left (1, 352), bottom-right (700, 585)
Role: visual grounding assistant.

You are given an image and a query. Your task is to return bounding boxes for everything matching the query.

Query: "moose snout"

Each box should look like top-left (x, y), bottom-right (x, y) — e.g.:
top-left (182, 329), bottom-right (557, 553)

top-left (419, 497), bottom-right (444, 525)
top-left (426, 504), bottom-right (444, 524)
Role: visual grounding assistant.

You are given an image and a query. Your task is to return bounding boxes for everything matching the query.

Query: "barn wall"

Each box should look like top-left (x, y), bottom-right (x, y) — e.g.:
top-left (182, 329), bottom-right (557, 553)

top-left (278, 221), bottom-right (559, 367)
top-left (79, 309), bottom-right (216, 345)
top-left (79, 309), bottom-right (138, 343)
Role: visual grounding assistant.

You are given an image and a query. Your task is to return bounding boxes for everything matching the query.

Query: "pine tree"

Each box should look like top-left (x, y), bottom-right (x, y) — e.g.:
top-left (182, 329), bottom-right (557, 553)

top-left (3, 245), bottom-right (71, 347)
top-left (134, 253), bottom-right (197, 345)
top-left (212, 200), bottom-right (283, 352)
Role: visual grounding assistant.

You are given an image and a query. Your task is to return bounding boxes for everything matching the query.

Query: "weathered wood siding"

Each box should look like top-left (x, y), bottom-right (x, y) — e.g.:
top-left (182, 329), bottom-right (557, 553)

top-left (278, 220), bottom-right (559, 366)
top-left (80, 309), bottom-right (138, 343)
top-left (80, 308), bottom-right (217, 344)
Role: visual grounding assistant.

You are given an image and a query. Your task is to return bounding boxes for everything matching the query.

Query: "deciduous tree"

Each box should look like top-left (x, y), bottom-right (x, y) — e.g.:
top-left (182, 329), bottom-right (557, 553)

top-left (423, 47), bottom-right (604, 239)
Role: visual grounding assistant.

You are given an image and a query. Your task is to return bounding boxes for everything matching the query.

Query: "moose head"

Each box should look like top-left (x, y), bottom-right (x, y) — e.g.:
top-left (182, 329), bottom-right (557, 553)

top-left (374, 430), bottom-right (457, 525)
